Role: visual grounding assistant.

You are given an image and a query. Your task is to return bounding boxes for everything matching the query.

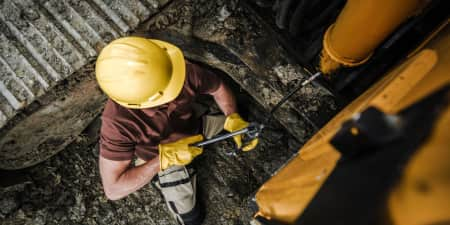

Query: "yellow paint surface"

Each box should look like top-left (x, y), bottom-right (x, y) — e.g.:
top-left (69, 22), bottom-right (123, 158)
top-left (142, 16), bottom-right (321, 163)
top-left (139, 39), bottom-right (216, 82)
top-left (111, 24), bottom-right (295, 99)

top-left (320, 0), bottom-right (422, 73)
top-left (256, 24), bottom-right (450, 225)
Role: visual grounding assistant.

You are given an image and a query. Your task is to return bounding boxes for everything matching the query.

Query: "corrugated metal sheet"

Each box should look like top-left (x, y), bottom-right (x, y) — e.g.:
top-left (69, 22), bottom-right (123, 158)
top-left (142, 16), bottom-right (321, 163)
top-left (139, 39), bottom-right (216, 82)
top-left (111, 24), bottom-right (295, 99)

top-left (0, 0), bottom-right (168, 128)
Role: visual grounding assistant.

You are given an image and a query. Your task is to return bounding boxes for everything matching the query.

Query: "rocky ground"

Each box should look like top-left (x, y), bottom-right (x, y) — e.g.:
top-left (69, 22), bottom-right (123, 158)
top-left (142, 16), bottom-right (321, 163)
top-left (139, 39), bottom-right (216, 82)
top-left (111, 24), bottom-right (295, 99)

top-left (0, 82), bottom-right (302, 225)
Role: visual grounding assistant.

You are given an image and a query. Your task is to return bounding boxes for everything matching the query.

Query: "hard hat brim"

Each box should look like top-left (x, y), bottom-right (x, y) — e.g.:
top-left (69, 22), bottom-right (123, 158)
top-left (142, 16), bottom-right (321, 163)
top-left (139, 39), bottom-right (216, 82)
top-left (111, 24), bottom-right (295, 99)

top-left (115, 39), bottom-right (186, 109)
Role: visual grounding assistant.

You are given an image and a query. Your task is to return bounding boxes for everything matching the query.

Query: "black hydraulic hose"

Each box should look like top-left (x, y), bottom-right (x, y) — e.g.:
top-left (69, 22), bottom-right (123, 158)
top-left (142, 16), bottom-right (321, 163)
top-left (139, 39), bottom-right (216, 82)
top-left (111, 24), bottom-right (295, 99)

top-left (275, 0), bottom-right (297, 29)
top-left (264, 72), bottom-right (322, 125)
top-left (288, 0), bottom-right (310, 36)
top-left (302, 0), bottom-right (345, 33)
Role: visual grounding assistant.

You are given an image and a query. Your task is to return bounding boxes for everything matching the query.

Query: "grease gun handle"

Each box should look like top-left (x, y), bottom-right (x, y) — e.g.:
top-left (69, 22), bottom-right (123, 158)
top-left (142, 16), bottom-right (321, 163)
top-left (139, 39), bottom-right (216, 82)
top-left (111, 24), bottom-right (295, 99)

top-left (192, 123), bottom-right (264, 147)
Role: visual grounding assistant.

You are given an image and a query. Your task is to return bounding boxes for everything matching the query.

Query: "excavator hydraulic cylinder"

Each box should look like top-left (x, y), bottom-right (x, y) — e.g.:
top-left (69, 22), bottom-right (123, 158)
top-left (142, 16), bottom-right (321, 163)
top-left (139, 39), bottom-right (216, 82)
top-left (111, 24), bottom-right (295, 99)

top-left (320, 0), bottom-right (423, 74)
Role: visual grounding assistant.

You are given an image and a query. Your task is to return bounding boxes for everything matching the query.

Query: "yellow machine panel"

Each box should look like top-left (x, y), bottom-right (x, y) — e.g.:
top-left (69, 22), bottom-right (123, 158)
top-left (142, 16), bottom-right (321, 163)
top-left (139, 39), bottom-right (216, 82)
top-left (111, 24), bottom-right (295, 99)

top-left (255, 23), bottom-right (450, 225)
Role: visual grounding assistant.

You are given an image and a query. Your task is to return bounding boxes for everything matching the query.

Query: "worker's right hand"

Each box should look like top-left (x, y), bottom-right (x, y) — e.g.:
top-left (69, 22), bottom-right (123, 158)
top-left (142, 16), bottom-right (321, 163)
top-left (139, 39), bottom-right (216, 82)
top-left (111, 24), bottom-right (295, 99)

top-left (158, 135), bottom-right (204, 171)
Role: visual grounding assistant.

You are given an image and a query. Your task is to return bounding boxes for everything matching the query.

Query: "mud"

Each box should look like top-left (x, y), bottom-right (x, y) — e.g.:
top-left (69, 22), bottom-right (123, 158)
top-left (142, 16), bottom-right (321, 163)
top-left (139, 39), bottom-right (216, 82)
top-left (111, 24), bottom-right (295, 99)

top-left (0, 82), bottom-right (301, 225)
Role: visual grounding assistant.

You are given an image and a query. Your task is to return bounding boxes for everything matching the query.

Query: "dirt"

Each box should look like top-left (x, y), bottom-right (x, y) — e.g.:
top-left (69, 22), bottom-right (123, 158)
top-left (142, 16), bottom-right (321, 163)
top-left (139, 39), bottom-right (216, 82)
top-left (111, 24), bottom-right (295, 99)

top-left (0, 81), bottom-right (301, 225)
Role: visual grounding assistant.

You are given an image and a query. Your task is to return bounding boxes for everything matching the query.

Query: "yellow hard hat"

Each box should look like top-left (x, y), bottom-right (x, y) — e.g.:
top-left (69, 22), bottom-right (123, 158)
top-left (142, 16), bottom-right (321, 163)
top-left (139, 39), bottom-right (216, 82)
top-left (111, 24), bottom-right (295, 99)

top-left (95, 37), bottom-right (186, 108)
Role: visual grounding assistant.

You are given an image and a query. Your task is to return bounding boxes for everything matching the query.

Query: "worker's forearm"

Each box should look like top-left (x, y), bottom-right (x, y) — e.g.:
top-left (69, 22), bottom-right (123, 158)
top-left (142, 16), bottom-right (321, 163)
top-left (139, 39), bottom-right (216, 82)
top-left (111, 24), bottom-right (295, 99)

top-left (212, 82), bottom-right (237, 116)
top-left (104, 158), bottom-right (159, 200)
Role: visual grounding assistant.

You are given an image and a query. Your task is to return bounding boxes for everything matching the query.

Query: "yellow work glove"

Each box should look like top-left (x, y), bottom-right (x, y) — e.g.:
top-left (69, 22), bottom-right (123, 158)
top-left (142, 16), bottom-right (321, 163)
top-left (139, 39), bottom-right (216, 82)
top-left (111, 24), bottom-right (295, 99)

top-left (159, 135), bottom-right (204, 170)
top-left (223, 113), bottom-right (259, 151)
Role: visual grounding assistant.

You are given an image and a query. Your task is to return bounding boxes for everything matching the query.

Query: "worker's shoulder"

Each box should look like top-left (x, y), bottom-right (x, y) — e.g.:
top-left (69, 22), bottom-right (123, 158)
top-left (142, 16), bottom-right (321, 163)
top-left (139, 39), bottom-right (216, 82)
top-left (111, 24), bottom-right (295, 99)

top-left (185, 61), bottom-right (219, 83)
top-left (185, 60), bottom-right (197, 76)
top-left (101, 99), bottom-right (133, 120)
top-left (186, 60), bottom-right (209, 76)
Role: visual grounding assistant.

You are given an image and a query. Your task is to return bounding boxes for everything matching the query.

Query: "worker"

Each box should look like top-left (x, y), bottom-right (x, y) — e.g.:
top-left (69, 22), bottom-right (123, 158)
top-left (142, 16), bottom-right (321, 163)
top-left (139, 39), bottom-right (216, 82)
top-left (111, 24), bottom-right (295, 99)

top-left (95, 37), bottom-right (258, 225)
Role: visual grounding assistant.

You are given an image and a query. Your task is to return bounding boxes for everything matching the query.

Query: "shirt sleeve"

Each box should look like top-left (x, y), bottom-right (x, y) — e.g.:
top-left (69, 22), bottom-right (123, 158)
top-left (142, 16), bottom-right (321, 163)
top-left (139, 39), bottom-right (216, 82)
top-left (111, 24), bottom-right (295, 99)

top-left (188, 62), bottom-right (223, 94)
top-left (99, 117), bottom-right (135, 161)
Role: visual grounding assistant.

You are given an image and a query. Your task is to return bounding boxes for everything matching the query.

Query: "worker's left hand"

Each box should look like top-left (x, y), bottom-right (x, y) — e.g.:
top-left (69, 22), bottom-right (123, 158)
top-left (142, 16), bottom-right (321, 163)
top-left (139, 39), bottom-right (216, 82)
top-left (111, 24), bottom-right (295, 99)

top-left (159, 135), bottom-right (204, 170)
top-left (224, 113), bottom-right (259, 151)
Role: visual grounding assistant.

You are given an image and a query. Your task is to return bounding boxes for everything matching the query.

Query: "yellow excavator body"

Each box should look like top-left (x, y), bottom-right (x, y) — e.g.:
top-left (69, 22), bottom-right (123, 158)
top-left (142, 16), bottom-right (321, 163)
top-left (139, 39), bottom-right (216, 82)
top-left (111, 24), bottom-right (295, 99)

top-left (255, 21), bottom-right (450, 225)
